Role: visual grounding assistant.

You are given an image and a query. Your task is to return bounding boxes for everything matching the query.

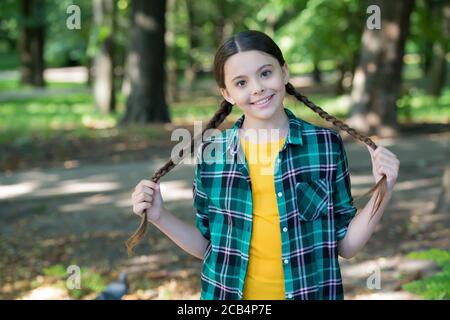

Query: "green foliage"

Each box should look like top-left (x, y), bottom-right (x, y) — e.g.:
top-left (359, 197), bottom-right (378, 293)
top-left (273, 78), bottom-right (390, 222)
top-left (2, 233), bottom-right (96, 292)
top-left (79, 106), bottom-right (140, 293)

top-left (408, 0), bottom-right (448, 52)
top-left (42, 264), bottom-right (67, 278)
top-left (69, 268), bottom-right (106, 299)
top-left (397, 87), bottom-right (450, 122)
top-left (0, 0), bottom-right (20, 45)
top-left (275, 0), bottom-right (365, 67)
top-left (402, 249), bottom-right (450, 300)
top-left (42, 264), bottom-right (106, 299)
top-left (45, 0), bottom-right (93, 67)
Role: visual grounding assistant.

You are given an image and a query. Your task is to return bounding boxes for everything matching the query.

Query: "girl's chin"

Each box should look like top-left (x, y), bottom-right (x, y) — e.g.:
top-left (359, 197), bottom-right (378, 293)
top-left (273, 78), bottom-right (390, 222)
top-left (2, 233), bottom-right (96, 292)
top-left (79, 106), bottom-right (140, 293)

top-left (247, 106), bottom-right (281, 120)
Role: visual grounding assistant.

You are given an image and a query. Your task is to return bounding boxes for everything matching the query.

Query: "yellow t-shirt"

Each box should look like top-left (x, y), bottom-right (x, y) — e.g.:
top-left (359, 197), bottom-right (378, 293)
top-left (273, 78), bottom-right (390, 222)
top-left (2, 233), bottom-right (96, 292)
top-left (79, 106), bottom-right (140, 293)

top-left (240, 134), bottom-right (286, 300)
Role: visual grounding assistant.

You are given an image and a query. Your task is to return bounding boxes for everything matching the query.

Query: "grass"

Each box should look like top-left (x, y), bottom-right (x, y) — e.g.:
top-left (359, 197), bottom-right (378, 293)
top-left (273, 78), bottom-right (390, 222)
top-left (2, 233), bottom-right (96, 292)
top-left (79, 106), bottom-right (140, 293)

top-left (0, 78), bottom-right (89, 93)
top-left (0, 93), bottom-right (113, 142)
top-left (0, 93), bottom-right (354, 144)
top-left (41, 264), bottom-right (107, 299)
top-left (402, 249), bottom-right (450, 300)
top-left (397, 88), bottom-right (450, 123)
top-left (0, 62), bottom-right (449, 148)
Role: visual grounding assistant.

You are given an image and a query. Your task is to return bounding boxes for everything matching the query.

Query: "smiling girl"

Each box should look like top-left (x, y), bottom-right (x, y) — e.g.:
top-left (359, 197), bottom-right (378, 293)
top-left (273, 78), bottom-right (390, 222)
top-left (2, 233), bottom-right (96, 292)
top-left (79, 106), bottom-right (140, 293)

top-left (127, 30), bottom-right (400, 300)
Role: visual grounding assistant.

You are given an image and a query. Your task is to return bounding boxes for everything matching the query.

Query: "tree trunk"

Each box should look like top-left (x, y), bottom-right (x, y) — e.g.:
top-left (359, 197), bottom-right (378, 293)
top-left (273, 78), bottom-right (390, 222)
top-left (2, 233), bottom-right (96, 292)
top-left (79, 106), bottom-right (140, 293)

top-left (433, 139), bottom-right (450, 214)
top-left (121, 0), bottom-right (170, 124)
top-left (166, 0), bottom-right (179, 103)
top-left (214, 1), bottom-right (228, 49)
top-left (19, 0), bottom-right (45, 87)
top-left (349, 0), bottom-right (414, 136)
top-left (426, 2), bottom-right (450, 96)
top-left (93, 0), bottom-right (116, 114)
top-left (312, 62), bottom-right (322, 84)
top-left (184, 0), bottom-right (197, 94)
top-left (335, 60), bottom-right (346, 95)
top-left (426, 41), bottom-right (447, 96)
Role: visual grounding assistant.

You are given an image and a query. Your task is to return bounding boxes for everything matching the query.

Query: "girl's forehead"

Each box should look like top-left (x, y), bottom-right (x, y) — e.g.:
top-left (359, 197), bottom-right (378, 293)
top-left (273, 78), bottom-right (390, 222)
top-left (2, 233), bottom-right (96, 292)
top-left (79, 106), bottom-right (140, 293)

top-left (224, 50), bottom-right (277, 77)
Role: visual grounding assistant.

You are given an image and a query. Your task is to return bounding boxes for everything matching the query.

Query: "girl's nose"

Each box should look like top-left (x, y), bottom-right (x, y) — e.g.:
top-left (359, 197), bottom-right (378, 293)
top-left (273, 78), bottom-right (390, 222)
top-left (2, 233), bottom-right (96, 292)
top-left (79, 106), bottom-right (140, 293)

top-left (252, 83), bottom-right (265, 95)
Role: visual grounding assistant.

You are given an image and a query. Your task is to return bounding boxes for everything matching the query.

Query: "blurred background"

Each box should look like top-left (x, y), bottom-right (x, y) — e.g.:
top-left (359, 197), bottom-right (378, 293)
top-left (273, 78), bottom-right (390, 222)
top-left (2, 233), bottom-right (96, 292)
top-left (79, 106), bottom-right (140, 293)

top-left (0, 0), bottom-right (449, 300)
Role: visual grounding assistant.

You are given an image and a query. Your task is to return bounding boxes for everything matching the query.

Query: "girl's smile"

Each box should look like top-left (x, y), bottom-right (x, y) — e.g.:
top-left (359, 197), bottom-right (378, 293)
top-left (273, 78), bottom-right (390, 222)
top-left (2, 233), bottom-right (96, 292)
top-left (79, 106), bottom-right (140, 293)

top-left (250, 93), bottom-right (275, 108)
top-left (219, 50), bottom-right (290, 131)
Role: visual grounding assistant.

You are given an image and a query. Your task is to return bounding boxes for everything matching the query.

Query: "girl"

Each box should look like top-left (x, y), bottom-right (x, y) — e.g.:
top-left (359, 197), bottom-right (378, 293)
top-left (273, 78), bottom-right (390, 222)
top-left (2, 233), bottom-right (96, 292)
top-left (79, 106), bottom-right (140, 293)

top-left (128, 30), bottom-right (400, 300)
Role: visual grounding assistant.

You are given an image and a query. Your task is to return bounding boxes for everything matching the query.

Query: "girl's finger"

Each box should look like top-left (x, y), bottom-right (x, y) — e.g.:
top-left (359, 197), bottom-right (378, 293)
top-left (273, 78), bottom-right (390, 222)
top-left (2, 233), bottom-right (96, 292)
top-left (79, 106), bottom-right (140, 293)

top-left (378, 152), bottom-right (398, 162)
top-left (377, 148), bottom-right (398, 161)
top-left (142, 186), bottom-right (155, 195)
top-left (379, 166), bottom-right (397, 179)
top-left (140, 180), bottom-right (159, 190)
top-left (367, 145), bottom-right (375, 156)
top-left (136, 193), bottom-right (152, 203)
top-left (376, 157), bottom-right (399, 168)
top-left (374, 146), bottom-right (385, 157)
top-left (133, 202), bottom-right (151, 215)
top-left (132, 190), bottom-right (152, 202)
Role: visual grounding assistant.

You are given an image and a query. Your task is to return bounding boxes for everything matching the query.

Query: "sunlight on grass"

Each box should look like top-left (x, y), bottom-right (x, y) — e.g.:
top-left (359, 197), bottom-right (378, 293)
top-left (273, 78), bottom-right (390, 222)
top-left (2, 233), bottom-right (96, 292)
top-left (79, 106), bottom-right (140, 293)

top-left (0, 79), bottom-right (448, 146)
top-left (398, 88), bottom-right (450, 123)
top-left (0, 78), bottom-right (88, 93)
top-left (41, 264), bottom-right (106, 299)
top-left (403, 249), bottom-right (450, 300)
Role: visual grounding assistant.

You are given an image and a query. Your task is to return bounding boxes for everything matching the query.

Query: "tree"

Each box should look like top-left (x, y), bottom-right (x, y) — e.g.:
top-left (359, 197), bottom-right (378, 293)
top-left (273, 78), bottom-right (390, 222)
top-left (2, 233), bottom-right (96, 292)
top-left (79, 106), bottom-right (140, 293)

top-left (274, 0), bottom-right (365, 94)
top-left (19, 0), bottom-right (45, 87)
top-left (92, 0), bottom-right (116, 114)
top-left (184, 0), bottom-right (199, 93)
top-left (409, 0), bottom-right (449, 96)
top-left (426, 1), bottom-right (449, 96)
top-left (349, 0), bottom-right (415, 135)
top-left (121, 0), bottom-right (170, 124)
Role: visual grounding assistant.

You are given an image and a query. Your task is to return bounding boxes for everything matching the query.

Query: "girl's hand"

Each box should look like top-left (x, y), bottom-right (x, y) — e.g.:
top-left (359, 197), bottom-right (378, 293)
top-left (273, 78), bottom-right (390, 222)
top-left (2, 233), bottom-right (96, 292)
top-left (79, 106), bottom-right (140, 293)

top-left (131, 180), bottom-right (164, 223)
top-left (366, 145), bottom-right (400, 192)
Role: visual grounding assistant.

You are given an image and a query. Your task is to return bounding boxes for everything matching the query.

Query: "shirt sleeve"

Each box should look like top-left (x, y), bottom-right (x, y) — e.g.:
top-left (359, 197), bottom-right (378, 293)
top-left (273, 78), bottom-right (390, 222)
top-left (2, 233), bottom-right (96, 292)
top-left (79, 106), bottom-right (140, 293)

top-left (333, 133), bottom-right (357, 241)
top-left (193, 144), bottom-right (211, 241)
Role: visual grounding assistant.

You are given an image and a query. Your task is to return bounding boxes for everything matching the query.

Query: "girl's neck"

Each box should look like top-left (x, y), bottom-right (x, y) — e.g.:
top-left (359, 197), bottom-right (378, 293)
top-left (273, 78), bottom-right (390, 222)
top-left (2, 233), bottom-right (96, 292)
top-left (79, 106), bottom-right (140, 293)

top-left (239, 107), bottom-right (289, 143)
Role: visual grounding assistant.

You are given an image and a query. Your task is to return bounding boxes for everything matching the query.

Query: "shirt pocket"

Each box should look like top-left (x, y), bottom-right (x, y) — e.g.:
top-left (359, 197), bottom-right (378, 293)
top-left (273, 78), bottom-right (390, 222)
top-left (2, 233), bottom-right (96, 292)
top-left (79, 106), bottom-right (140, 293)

top-left (295, 178), bottom-right (331, 221)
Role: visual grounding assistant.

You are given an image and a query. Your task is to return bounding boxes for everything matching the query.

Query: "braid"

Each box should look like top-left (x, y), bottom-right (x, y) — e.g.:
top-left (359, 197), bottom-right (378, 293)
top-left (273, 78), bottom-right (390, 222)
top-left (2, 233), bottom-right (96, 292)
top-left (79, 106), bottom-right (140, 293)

top-left (126, 100), bottom-right (234, 255)
top-left (285, 82), bottom-right (388, 220)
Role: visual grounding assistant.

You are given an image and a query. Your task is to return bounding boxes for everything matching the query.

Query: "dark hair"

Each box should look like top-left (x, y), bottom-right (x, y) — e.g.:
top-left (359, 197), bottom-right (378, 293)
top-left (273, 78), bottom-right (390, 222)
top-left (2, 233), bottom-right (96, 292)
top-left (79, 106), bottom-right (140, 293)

top-left (126, 30), bottom-right (388, 255)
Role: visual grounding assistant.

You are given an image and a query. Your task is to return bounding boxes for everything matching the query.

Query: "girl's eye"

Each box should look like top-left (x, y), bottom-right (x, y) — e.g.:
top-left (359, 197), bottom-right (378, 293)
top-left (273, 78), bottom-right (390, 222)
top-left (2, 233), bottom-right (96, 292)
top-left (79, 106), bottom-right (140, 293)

top-left (235, 70), bottom-right (271, 87)
top-left (236, 80), bottom-right (246, 87)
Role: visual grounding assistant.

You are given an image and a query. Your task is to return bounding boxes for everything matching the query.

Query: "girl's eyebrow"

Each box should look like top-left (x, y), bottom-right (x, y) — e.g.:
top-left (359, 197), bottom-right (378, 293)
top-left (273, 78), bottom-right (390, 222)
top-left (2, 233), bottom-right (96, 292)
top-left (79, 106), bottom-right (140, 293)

top-left (231, 64), bottom-right (273, 82)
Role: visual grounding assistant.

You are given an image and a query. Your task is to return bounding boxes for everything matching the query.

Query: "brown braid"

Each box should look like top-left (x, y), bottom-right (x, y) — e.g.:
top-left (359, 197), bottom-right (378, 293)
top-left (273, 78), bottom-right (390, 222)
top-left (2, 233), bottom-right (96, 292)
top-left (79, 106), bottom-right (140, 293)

top-left (125, 100), bottom-right (234, 255)
top-left (285, 82), bottom-right (388, 220)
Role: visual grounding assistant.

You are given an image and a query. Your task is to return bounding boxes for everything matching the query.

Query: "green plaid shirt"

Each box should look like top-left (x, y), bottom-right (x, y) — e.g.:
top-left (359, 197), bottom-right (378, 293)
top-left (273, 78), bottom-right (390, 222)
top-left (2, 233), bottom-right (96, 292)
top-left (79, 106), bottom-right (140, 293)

top-left (193, 107), bottom-right (357, 300)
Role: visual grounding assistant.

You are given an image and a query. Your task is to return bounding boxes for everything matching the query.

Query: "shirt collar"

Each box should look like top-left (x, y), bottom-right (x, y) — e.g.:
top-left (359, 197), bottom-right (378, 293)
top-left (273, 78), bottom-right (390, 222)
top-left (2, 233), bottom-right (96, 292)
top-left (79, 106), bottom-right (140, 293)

top-left (225, 107), bottom-right (304, 156)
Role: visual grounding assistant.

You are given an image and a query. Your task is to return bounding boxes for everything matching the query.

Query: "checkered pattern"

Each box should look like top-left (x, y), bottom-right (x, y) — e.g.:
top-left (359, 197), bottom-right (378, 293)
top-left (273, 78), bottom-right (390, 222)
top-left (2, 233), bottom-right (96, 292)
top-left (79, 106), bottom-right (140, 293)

top-left (193, 107), bottom-right (357, 300)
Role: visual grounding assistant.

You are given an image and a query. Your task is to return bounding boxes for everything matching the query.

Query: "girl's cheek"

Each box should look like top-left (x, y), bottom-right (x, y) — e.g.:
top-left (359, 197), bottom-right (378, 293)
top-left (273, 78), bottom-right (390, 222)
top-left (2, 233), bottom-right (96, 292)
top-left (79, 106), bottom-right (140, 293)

top-left (265, 77), bottom-right (283, 90)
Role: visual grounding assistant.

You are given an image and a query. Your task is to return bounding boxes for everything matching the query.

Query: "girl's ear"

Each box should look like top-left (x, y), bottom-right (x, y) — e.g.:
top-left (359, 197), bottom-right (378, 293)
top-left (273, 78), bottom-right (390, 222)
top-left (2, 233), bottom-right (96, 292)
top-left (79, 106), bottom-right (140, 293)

top-left (219, 87), bottom-right (235, 105)
top-left (282, 63), bottom-right (290, 85)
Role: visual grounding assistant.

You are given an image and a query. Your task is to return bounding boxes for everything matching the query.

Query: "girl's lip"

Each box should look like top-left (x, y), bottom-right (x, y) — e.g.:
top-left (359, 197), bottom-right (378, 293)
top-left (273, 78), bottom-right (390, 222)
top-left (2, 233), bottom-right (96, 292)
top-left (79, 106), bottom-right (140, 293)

top-left (250, 94), bottom-right (274, 108)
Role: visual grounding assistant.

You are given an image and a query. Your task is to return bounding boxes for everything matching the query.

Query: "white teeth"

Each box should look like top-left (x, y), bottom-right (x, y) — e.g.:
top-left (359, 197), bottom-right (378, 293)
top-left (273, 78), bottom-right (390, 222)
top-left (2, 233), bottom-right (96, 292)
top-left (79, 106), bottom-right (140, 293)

top-left (253, 95), bottom-right (272, 105)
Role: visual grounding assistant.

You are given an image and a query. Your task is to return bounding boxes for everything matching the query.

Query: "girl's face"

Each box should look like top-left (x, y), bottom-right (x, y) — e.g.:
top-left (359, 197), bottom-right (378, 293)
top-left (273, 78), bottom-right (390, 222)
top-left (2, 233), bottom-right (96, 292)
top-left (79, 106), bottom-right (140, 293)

top-left (220, 50), bottom-right (289, 124)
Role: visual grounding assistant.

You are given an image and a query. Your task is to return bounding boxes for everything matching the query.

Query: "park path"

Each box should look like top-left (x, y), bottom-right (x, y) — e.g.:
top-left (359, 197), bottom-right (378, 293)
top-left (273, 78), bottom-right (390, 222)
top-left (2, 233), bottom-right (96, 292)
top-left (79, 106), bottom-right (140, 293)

top-left (0, 130), bottom-right (448, 300)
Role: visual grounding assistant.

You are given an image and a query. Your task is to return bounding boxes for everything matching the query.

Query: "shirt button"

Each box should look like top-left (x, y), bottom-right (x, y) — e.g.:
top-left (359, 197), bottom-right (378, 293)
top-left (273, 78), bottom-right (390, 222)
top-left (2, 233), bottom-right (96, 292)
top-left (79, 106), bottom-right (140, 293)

top-left (277, 158), bottom-right (281, 163)
top-left (277, 192), bottom-right (283, 197)
top-left (283, 227), bottom-right (288, 232)
top-left (287, 293), bottom-right (293, 299)
top-left (284, 259), bottom-right (289, 264)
